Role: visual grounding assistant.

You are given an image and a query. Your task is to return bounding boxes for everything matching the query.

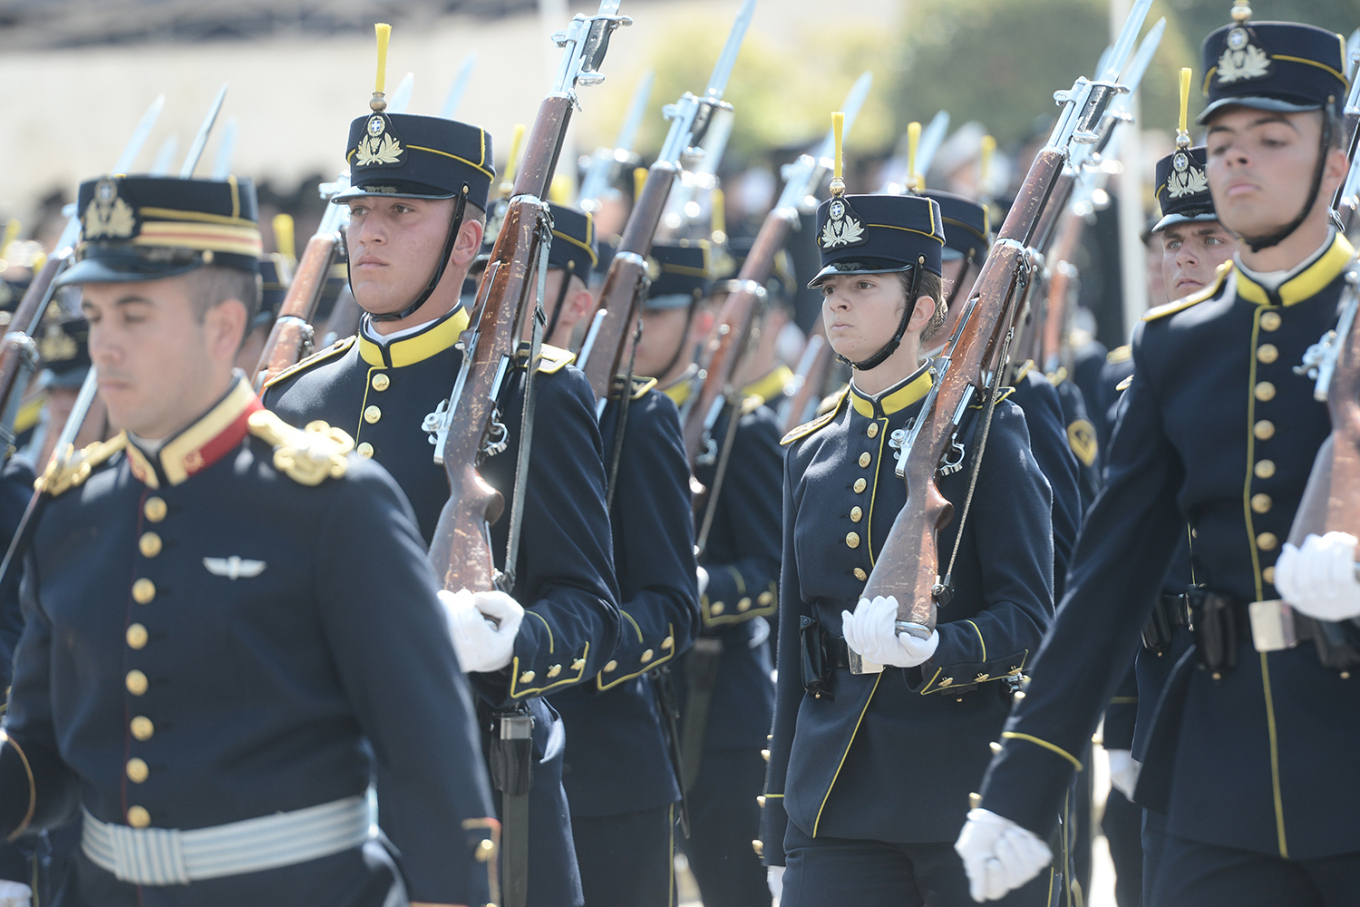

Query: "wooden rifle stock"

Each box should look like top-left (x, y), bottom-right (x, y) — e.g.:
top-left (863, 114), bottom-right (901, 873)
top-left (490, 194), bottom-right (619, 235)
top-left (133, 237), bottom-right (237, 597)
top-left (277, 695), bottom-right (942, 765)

top-left (252, 231), bottom-right (339, 388)
top-left (513, 97), bottom-right (574, 199)
top-left (1040, 210), bottom-right (1086, 371)
top-left (0, 253), bottom-right (67, 449)
top-left (861, 149), bottom-right (1065, 635)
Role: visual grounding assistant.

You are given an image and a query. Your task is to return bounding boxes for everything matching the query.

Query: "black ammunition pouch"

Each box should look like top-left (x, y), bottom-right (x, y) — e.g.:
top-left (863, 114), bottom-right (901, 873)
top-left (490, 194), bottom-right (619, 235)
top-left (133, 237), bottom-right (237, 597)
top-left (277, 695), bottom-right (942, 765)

top-left (800, 616), bottom-right (833, 699)
top-left (1141, 590), bottom-right (1193, 654)
top-left (1188, 588), bottom-right (1360, 678)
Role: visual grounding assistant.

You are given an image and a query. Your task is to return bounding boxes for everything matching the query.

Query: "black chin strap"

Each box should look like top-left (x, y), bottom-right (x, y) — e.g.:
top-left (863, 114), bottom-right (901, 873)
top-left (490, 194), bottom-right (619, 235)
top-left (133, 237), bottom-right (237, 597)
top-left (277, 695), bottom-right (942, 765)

top-left (543, 262), bottom-right (575, 342)
top-left (838, 258), bottom-right (926, 372)
top-left (1240, 111), bottom-right (1333, 254)
top-left (367, 186), bottom-right (471, 322)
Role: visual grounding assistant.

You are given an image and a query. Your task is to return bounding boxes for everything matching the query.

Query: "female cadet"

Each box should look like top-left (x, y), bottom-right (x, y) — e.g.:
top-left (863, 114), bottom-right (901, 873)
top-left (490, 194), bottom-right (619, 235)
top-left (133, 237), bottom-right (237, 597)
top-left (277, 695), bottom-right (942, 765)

top-left (759, 187), bottom-right (1055, 906)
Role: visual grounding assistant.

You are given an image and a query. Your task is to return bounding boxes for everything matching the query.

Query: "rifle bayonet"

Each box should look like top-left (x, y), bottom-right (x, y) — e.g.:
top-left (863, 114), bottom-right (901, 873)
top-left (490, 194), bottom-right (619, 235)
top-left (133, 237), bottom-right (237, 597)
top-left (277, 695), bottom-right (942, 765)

top-left (210, 117), bottom-right (238, 180)
top-left (179, 83), bottom-right (228, 178)
top-left (439, 54), bottom-right (478, 119)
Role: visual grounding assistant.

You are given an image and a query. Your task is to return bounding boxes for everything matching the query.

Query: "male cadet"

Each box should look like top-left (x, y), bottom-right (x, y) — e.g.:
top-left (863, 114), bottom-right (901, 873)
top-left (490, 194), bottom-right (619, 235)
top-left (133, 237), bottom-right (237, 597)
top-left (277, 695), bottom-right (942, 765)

top-left (958, 13), bottom-right (1360, 906)
top-left (264, 107), bottom-right (620, 907)
top-left (722, 237), bottom-right (803, 425)
top-left (538, 206), bottom-right (701, 906)
top-left (631, 241), bottom-right (782, 907)
top-left (0, 173), bottom-right (496, 906)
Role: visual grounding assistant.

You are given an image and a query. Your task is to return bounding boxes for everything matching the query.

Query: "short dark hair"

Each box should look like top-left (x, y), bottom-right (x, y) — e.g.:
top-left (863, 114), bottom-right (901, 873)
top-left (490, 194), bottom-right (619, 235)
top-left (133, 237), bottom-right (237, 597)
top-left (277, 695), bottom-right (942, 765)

top-left (181, 265), bottom-right (262, 331)
top-left (898, 269), bottom-right (947, 343)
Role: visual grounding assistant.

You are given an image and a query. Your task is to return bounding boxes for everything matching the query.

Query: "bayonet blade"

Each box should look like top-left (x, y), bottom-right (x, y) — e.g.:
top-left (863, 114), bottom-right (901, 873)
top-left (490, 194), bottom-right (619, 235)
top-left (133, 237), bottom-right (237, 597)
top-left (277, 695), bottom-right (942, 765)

top-left (113, 94), bottom-right (165, 174)
top-left (210, 117), bottom-right (238, 180)
top-left (150, 135), bottom-right (179, 177)
top-left (439, 54), bottom-right (477, 119)
top-left (390, 72), bottom-right (416, 114)
top-left (614, 69), bottom-right (654, 153)
top-left (1119, 17), bottom-right (1165, 95)
top-left (914, 110), bottom-right (951, 181)
top-left (704, 0), bottom-right (755, 103)
top-left (1105, 0), bottom-right (1154, 84)
top-left (179, 82), bottom-right (228, 178)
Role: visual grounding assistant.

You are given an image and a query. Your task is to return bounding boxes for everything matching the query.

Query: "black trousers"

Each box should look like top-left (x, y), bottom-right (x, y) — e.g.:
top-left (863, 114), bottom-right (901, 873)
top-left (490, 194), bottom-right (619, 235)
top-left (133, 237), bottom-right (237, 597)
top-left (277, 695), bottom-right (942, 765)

top-left (1140, 809), bottom-right (1168, 904)
top-left (781, 823), bottom-right (1051, 907)
top-left (1101, 787), bottom-right (1143, 907)
top-left (677, 746), bottom-right (768, 907)
top-left (572, 804), bottom-right (675, 907)
top-left (1151, 834), bottom-right (1360, 907)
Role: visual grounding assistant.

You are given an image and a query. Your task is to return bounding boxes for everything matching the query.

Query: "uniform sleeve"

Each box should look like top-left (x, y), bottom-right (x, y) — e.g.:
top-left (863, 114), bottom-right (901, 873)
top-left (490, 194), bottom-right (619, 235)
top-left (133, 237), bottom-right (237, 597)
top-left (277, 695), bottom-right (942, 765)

top-left (482, 367), bottom-right (622, 704)
top-left (759, 450), bottom-right (801, 867)
top-left (698, 407), bottom-right (783, 629)
top-left (1101, 657), bottom-right (1141, 751)
top-left (316, 462), bottom-right (497, 907)
top-left (597, 392), bottom-right (700, 689)
top-left (979, 326), bottom-right (1185, 839)
top-left (919, 402), bottom-right (1055, 688)
top-left (1015, 377), bottom-right (1082, 596)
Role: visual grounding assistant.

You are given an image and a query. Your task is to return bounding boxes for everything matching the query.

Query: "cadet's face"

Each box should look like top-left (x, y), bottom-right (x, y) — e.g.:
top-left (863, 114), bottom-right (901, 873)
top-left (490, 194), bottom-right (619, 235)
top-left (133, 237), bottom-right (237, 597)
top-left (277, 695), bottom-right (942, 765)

top-left (820, 273), bottom-right (908, 362)
top-left (634, 306), bottom-right (692, 378)
top-left (1205, 108), bottom-right (1331, 239)
top-left (1144, 236), bottom-right (1168, 305)
top-left (345, 197), bottom-right (468, 316)
top-left (82, 278), bottom-right (240, 439)
top-left (1160, 220), bottom-right (1236, 298)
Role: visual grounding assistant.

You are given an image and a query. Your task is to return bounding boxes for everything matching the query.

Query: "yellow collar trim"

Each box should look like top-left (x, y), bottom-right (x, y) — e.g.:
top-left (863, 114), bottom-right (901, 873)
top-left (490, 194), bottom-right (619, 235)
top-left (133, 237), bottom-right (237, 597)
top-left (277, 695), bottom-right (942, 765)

top-left (359, 307), bottom-right (471, 368)
top-left (741, 364), bottom-right (794, 406)
top-left (1236, 233), bottom-right (1356, 307)
top-left (850, 367), bottom-right (933, 417)
top-left (662, 381), bottom-right (690, 407)
top-left (133, 379), bottom-right (259, 487)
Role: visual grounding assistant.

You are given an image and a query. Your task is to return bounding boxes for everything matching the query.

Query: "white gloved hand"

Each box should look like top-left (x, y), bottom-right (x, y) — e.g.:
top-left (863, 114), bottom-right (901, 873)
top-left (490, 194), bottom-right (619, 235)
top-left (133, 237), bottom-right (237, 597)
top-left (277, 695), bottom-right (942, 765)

top-left (1106, 749), bottom-right (1142, 801)
top-left (1275, 532), bottom-right (1360, 621)
top-left (438, 589), bottom-right (524, 673)
top-left (0, 880), bottom-right (31, 907)
top-left (955, 808), bottom-right (1053, 902)
top-left (767, 865), bottom-right (784, 903)
top-left (697, 566), bottom-right (710, 598)
top-left (841, 595), bottom-right (940, 668)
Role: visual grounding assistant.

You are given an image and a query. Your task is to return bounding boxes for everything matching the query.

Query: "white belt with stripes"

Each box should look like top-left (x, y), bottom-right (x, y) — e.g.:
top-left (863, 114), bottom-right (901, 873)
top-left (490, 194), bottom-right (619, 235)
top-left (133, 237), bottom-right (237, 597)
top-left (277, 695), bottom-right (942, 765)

top-left (81, 795), bottom-right (371, 886)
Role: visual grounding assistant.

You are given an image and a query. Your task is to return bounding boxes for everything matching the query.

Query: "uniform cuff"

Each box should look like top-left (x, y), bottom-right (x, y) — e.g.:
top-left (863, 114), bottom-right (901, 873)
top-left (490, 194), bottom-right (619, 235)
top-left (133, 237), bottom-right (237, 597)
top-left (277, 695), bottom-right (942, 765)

top-left (977, 730), bottom-right (1081, 841)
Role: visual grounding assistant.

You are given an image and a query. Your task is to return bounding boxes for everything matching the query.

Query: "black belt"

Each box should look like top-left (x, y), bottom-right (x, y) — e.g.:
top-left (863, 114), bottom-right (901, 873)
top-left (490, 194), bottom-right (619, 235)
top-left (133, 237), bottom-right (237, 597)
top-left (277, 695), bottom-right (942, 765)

top-left (1187, 589), bottom-right (1359, 678)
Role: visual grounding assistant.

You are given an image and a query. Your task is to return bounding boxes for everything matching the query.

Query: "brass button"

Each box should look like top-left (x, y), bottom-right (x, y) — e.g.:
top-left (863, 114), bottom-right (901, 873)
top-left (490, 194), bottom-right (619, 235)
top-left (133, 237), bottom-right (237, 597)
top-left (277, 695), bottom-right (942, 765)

top-left (131, 716), bottom-right (154, 740)
top-left (1257, 344), bottom-right (1279, 364)
top-left (735, 597), bottom-right (749, 612)
top-left (761, 748), bottom-right (770, 762)
top-left (143, 497), bottom-right (167, 523)
top-left (476, 839), bottom-right (495, 862)
top-left (758, 591), bottom-right (774, 605)
top-left (604, 660), bottom-right (618, 673)
top-left (138, 532), bottom-right (162, 558)
top-left (371, 373), bottom-right (390, 392)
top-left (1255, 459), bottom-right (1276, 479)
top-left (854, 567), bottom-right (867, 581)
top-left (125, 670), bottom-right (148, 696)
top-left (1263, 566), bottom-right (1276, 585)
top-left (547, 664), bottom-right (562, 678)
top-left (975, 673), bottom-right (990, 683)
top-left (1251, 493), bottom-right (1272, 514)
top-left (662, 636), bottom-right (674, 649)
top-left (126, 624), bottom-right (148, 650)
top-left (858, 452), bottom-right (871, 468)
top-left (866, 423), bottom-right (879, 439)
top-left (363, 405), bottom-right (382, 424)
top-left (990, 741), bottom-right (1003, 754)
top-left (1253, 420), bottom-right (1275, 441)
top-left (757, 794), bottom-right (766, 807)
top-left (518, 671), bottom-right (535, 684)
top-left (1254, 382), bottom-right (1276, 402)
top-left (641, 648), bottom-right (654, 663)
top-left (938, 676), bottom-right (953, 687)
top-left (752, 839), bottom-right (764, 857)
top-left (1191, 527), bottom-right (1198, 538)
top-left (1257, 532), bottom-right (1278, 551)
top-left (356, 442), bottom-right (374, 459)
top-left (853, 478), bottom-right (867, 494)
top-left (571, 658), bottom-right (586, 671)
top-left (127, 806), bottom-right (151, 828)
top-left (846, 532), bottom-right (860, 549)
top-left (1260, 311), bottom-right (1281, 331)
top-left (850, 506), bottom-right (863, 523)
top-left (711, 602), bottom-right (725, 615)
top-left (132, 579), bottom-right (156, 605)
top-left (126, 758), bottom-right (149, 784)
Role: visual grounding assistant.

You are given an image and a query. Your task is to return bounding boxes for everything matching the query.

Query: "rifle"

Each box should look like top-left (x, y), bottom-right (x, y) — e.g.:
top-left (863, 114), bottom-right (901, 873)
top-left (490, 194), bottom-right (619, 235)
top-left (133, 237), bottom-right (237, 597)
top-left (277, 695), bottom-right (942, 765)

top-left (658, 105), bottom-right (735, 239)
top-left (780, 324), bottom-right (833, 435)
top-left (0, 93), bottom-right (164, 458)
top-left (1335, 33), bottom-right (1360, 234)
top-left (577, 0), bottom-right (755, 407)
top-left (860, 0), bottom-right (1161, 641)
top-left (577, 69), bottom-right (654, 213)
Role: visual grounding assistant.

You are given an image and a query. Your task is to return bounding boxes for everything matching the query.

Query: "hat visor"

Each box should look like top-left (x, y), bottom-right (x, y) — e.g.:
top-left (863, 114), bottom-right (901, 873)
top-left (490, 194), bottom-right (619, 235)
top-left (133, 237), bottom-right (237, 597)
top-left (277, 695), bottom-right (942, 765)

top-left (642, 292), bottom-right (698, 311)
top-left (1196, 95), bottom-right (1320, 124)
top-left (331, 183), bottom-right (459, 204)
top-left (808, 259), bottom-right (914, 289)
top-left (54, 253), bottom-right (205, 288)
top-left (1152, 211), bottom-right (1220, 233)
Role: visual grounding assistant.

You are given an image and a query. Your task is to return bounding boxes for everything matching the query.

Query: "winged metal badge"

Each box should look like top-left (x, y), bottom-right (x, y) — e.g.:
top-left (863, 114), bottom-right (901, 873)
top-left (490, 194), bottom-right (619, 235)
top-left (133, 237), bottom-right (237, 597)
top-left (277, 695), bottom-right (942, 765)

top-left (1166, 151), bottom-right (1209, 198)
top-left (84, 179), bottom-right (136, 239)
top-left (1216, 27), bottom-right (1270, 84)
top-left (820, 198), bottom-right (865, 250)
top-left (203, 556), bottom-right (267, 580)
top-left (354, 115), bottom-right (404, 167)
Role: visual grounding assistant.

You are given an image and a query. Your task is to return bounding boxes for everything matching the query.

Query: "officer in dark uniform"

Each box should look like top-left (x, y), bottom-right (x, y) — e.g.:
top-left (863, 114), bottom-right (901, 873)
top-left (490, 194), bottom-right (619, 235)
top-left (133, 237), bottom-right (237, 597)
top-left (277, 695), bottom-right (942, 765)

top-left (0, 173), bottom-right (497, 907)
top-left (962, 14), bottom-right (1360, 906)
top-left (538, 207), bottom-right (701, 907)
top-left (762, 191), bottom-right (1055, 906)
top-left (264, 98), bottom-right (620, 907)
top-left (630, 241), bottom-right (783, 907)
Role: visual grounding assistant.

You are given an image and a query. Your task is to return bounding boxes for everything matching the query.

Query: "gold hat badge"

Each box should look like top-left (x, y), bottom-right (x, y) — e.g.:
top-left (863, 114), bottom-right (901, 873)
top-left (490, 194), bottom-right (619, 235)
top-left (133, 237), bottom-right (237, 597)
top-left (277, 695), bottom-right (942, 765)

top-left (821, 111), bottom-right (864, 250)
top-left (1167, 67), bottom-right (1208, 198)
top-left (354, 24), bottom-right (404, 167)
top-left (1216, 1), bottom-right (1270, 85)
top-left (84, 178), bottom-right (135, 240)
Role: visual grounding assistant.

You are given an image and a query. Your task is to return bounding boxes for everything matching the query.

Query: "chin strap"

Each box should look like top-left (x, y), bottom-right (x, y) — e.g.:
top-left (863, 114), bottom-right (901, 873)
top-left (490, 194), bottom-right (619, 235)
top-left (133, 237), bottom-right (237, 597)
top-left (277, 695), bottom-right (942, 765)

top-left (1241, 111), bottom-right (1333, 254)
top-left (838, 258), bottom-right (926, 372)
top-left (367, 186), bottom-right (471, 322)
top-left (543, 262), bottom-right (576, 342)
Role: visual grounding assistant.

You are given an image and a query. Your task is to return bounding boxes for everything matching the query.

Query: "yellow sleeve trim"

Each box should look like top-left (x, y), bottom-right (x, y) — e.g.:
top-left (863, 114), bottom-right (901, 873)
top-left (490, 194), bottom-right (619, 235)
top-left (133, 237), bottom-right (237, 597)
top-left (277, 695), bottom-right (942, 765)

top-left (1, 730), bottom-right (36, 842)
top-left (509, 642), bottom-right (589, 698)
top-left (262, 336), bottom-right (356, 391)
top-left (524, 610), bottom-right (554, 653)
top-left (1001, 731), bottom-right (1083, 771)
top-left (964, 620), bottom-right (986, 661)
top-left (598, 623), bottom-right (678, 691)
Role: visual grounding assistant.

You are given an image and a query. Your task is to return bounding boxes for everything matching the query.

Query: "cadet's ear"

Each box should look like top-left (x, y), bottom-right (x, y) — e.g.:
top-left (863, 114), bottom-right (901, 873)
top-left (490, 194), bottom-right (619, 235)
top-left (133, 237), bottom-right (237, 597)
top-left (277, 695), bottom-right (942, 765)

top-left (908, 295), bottom-right (937, 333)
top-left (450, 216), bottom-right (485, 268)
top-left (206, 297), bottom-right (249, 362)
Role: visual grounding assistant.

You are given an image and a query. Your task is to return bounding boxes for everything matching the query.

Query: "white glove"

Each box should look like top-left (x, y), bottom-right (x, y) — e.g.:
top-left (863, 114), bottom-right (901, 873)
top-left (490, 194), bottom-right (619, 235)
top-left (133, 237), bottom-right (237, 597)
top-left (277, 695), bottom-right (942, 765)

top-left (1275, 532), bottom-right (1360, 621)
top-left (438, 589), bottom-right (524, 673)
top-left (0, 880), bottom-right (31, 907)
top-left (1106, 749), bottom-right (1142, 800)
top-left (697, 566), bottom-right (709, 598)
top-left (955, 808), bottom-right (1052, 902)
top-left (767, 865), bottom-right (784, 903)
top-left (841, 595), bottom-right (940, 668)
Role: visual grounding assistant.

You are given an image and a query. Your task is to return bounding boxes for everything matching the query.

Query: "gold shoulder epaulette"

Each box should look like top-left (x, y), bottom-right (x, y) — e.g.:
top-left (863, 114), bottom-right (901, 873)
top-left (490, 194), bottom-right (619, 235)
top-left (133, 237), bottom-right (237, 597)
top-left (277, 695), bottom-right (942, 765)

top-left (37, 433), bottom-right (127, 496)
top-left (262, 336), bottom-right (356, 391)
top-left (1115, 375), bottom-right (1133, 392)
top-left (969, 385), bottom-right (1017, 410)
top-left (247, 410), bottom-right (353, 486)
top-left (630, 375), bottom-right (658, 400)
top-left (740, 394), bottom-right (764, 416)
top-left (782, 386), bottom-right (849, 446)
top-left (1046, 366), bottom-right (1068, 387)
top-left (1105, 345), bottom-right (1132, 365)
top-left (1142, 261), bottom-right (1231, 322)
top-left (1013, 360), bottom-right (1035, 384)
top-left (815, 383), bottom-right (849, 417)
top-left (536, 344), bottom-right (575, 374)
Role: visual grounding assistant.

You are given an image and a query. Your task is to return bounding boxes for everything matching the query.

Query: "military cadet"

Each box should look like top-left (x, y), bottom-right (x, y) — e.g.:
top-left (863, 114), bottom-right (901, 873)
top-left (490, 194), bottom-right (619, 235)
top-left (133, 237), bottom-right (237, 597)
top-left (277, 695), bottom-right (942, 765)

top-left (21, 313), bottom-right (108, 470)
top-left (263, 100), bottom-right (621, 907)
top-left (761, 191), bottom-right (1055, 906)
top-left (233, 254), bottom-right (289, 373)
top-left (0, 173), bottom-right (498, 906)
top-left (721, 237), bottom-right (803, 424)
top-left (630, 241), bottom-right (782, 907)
top-left (960, 12), bottom-right (1360, 906)
top-left (527, 205), bottom-right (700, 906)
